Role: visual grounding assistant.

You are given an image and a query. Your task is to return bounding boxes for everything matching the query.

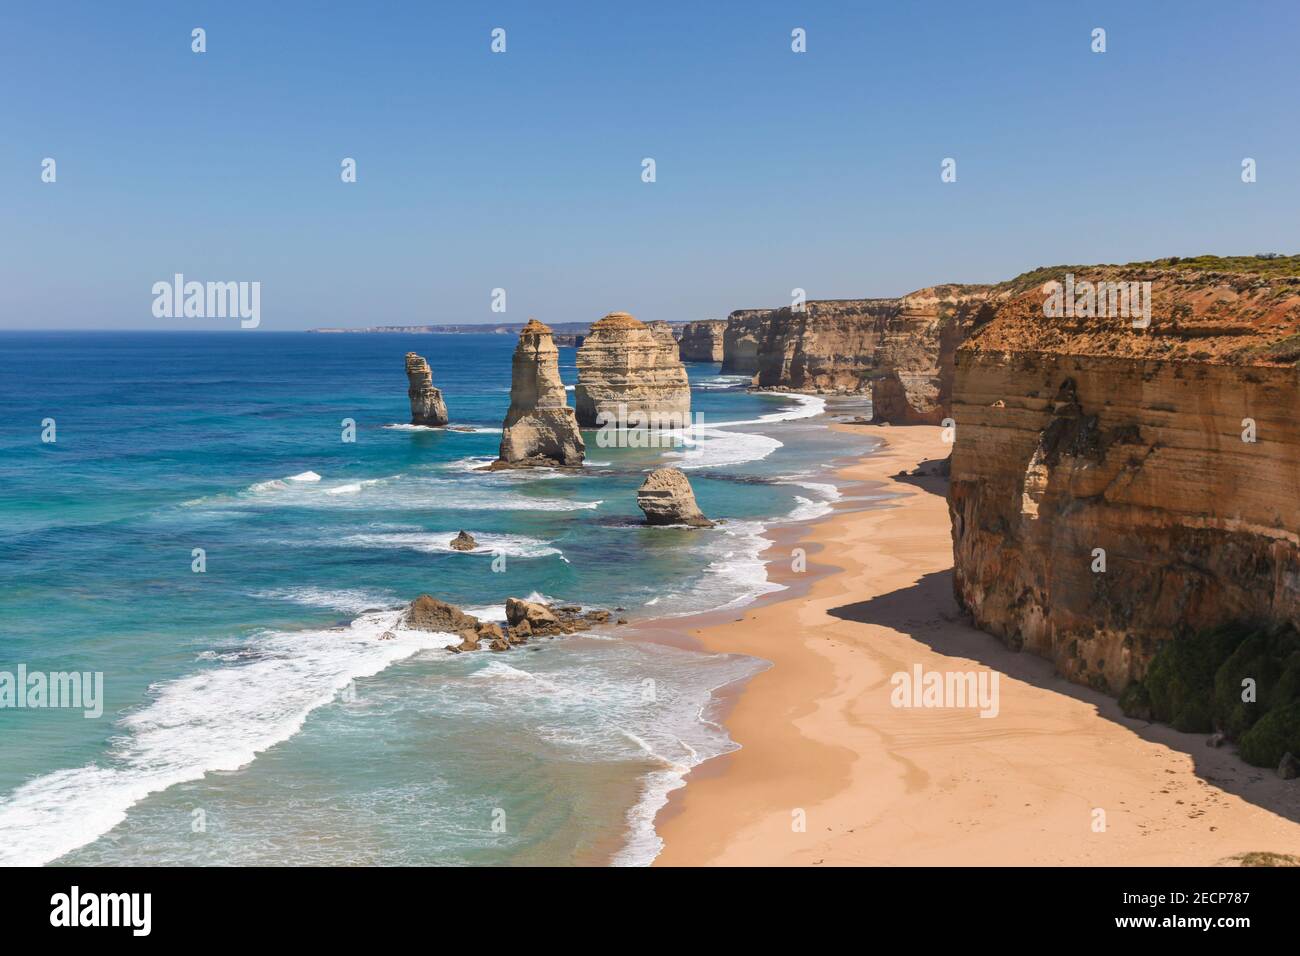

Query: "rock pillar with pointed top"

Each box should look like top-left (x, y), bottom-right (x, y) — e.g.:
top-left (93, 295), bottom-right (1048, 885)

top-left (494, 319), bottom-right (585, 468)
top-left (405, 352), bottom-right (449, 425)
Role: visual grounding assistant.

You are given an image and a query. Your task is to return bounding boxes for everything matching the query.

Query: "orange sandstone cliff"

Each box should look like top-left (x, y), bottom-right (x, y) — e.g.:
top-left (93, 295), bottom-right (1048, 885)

top-left (719, 287), bottom-right (992, 423)
top-left (947, 257), bottom-right (1300, 692)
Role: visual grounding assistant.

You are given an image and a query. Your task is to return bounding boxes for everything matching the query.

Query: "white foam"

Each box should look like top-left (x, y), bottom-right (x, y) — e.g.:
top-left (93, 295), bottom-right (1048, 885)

top-left (610, 663), bottom-right (768, 867)
top-left (663, 428), bottom-right (782, 470)
top-left (210, 473), bottom-right (600, 513)
top-left (692, 374), bottom-right (752, 391)
top-left (781, 495), bottom-right (834, 523)
top-left (702, 392), bottom-right (827, 428)
top-left (462, 604), bottom-right (508, 623)
top-left (325, 479), bottom-right (381, 496)
top-left (341, 531), bottom-right (563, 560)
top-left (249, 587), bottom-right (401, 615)
top-left (246, 479), bottom-right (288, 494)
top-left (286, 471), bottom-right (321, 483)
top-left (383, 424), bottom-right (502, 434)
top-left (0, 611), bottom-right (454, 867)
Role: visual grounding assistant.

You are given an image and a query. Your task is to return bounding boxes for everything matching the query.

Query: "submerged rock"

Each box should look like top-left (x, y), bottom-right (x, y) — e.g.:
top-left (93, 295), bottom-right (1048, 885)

top-left (447, 629), bottom-right (480, 653)
top-left (636, 467), bottom-right (714, 527)
top-left (449, 530), bottom-right (477, 552)
top-left (405, 352), bottom-right (449, 426)
top-left (403, 595), bottom-right (479, 633)
top-left (493, 320), bottom-right (585, 468)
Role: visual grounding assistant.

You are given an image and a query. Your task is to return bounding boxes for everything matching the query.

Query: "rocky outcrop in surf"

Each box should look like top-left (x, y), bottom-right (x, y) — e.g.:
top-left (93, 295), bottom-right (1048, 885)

top-left (493, 319), bottom-right (585, 468)
top-left (636, 467), bottom-right (714, 527)
top-left (402, 594), bottom-right (615, 653)
top-left (575, 312), bottom-right (691, 428)
top-left (405, 352), bottom-right (449, 425)
top-left (403, 595), bottom-right (480, 633)
top-left (678, 320), bottom-right (726, 362)
top-left (449, 530), bottom-right (476, 552)
top-left (947, 257), bottom-right (1300, 695)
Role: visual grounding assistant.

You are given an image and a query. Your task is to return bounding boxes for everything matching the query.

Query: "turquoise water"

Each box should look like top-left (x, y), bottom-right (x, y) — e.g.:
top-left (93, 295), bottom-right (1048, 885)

top-left (0, 331), bottom-right (875, 865)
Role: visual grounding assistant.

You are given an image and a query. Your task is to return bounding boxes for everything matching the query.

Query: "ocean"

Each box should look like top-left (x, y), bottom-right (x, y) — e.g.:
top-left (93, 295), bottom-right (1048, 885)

top-left (0, 331), bottom-right (876, 866)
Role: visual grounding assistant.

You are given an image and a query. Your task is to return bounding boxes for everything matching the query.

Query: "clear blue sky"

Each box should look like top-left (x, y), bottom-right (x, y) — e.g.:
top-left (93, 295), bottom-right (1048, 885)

top-left (1, 1), bottom-right (1296, 330)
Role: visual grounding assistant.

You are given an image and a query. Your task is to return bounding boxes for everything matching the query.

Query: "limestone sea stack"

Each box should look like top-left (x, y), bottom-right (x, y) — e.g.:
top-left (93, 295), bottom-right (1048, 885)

top-left (678, 320), bottom-right (726, 362)
top-left (575, 312), bottom-right (691, 428)
top-left (405, 352), bottom-right (449, 426)
top-left (647, 321), bottom-right (682, 361)
top-left (493, 319), bottom-right (585, 468)
top-left (636, 467), bottom-right (714, 527)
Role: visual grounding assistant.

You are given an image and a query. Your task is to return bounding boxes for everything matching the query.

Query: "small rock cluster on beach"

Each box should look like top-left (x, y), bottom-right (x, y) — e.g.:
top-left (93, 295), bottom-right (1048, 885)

top-left (405, 352), bottom-right (449, 426)
top-left (575, 312), bottom-right (691, 428)
top-left (400, 594), bottom-right (615, 653)
top-left (492, 319), bottom-right (586, 469)
top-left (636, 467), bottom-right (714, 527)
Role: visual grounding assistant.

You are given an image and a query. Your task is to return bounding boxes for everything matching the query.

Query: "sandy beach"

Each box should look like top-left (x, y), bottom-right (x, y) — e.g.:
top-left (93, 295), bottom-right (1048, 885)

top-left (653, 424), bottom-right (1300, 866)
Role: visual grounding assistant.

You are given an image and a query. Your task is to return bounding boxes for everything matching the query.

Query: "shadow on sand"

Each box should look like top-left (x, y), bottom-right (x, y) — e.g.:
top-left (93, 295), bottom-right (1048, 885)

top-left (888, 458), bottom-right (950, 499)
top-left (828, 568), bottom-right (1300, 828)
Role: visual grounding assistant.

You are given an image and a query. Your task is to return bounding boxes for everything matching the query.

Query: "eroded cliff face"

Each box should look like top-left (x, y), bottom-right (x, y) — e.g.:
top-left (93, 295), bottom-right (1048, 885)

top-left (575, 312), bottom-right (691, 427)
top-left (678, 320), bottom-right (726, 362)
top-left (720, 309), bottom-right (772, 374)
top-left (869, 287), bottom-right (994, 424)
top-left (495, 319), bottom-right (585, 468)
top-left (405, 352), bottom-right (449, 426)
top-left (949, 264), bottom-right (1300, 692)
top-left (718, 288), bottom-right (991, 421)
top-left (749, 299), bottom-right (898, 392)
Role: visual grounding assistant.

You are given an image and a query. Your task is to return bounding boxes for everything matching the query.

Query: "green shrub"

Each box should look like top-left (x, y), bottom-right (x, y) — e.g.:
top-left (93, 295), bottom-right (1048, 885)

top-left (1118, 681), bottom-right (1152, 720)
top-left (1123, 623), bottom-right (1300, 768)
top-left (1213, 628), bottom-right (1289, 736)
top-left (1144, 624), bottom-right (1253, 733)
top-left (1239, 701), bottom-right (1300, 768)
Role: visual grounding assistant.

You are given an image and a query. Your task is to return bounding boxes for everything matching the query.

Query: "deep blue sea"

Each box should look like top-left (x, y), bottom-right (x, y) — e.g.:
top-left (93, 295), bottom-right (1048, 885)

top-left (0, 331), bottom-right (875, 865)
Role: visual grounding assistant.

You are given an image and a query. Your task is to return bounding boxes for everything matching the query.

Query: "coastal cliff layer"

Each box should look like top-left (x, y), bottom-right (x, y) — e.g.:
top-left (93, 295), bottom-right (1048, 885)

top-left (575, 312), bottom-right (691, 427)
top-left (948, 260), bottom-right (1300, 693)
top-left (869, 287), bottom-right (994, 424)
top-left (720, 309), bottom-right (774, 374)
top-left (405, 352), bottom-right (449, 426)
top-left (677, 320), bottom-right (726, 362)
top-left (496, 319), bottom-right (585, 467)
top-left (749, 299), bottom-right (897, 392)
top-left (719, 288), bottom-right (992, 423)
